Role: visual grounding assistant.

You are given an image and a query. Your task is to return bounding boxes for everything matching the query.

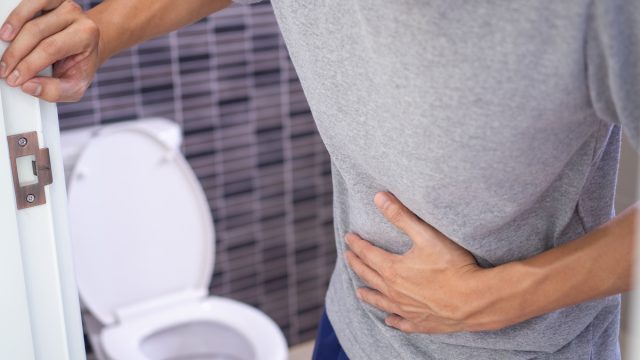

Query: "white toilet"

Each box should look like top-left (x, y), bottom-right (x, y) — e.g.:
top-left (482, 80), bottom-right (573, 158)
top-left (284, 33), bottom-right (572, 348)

top-left (61, 118), bottom-right (288, 360)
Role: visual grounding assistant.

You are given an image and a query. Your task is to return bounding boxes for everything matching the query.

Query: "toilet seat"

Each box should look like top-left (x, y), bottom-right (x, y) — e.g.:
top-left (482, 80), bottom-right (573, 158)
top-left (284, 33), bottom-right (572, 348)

top-left (65, 121), bottom-right (288, 360)
top-left (101, 296), bottom-right (287, 360)
top-left (68, 125), bottom-right (215, 325)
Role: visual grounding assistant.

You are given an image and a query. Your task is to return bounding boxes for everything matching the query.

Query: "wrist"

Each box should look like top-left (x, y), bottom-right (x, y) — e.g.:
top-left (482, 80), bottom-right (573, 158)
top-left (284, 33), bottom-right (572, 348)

top-left (86, 5), bottom-right (119, 66)
top-left (494, 260), bottom-right (545, 325)
top-left (461, 261), bottom-right (540, 331)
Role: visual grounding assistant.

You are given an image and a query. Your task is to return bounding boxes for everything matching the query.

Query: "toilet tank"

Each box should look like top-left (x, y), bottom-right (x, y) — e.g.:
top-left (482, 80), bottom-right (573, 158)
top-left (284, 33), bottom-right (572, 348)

top-left (60, 118), bottom-right (183, 174)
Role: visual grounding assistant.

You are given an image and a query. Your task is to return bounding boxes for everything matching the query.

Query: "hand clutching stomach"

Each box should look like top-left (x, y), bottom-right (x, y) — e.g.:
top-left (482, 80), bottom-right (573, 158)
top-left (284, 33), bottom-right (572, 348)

top-left (345, 192), bottom-right (532, 334)
top-left (0, 0), bottom-right (101, 102)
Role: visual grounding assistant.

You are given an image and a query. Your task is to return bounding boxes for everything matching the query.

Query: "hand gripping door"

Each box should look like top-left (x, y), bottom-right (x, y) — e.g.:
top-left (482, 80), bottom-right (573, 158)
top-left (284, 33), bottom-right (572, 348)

top-left (0, 2), bottom-right (86, 359)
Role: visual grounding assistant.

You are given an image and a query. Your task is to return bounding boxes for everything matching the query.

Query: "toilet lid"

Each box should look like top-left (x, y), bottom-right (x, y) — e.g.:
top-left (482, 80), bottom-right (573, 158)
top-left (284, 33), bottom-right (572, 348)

top-left (67, 127), bottom-right (215, 325)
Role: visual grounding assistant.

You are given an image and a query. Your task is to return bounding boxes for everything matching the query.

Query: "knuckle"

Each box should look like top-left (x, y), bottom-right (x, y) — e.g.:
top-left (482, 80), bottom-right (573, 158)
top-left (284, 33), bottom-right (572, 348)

top-left (40, 37), bottom-right (59, 56)
top-left (23, 21), bottom-right (43, 39)
top-left (44, 85), bottom-right (61, 102)
top-left (40, 91), bottom-right (57, 103)
top-left (350, 254), bottom-right (363, 271)
top-left (7, 8), bottom-right (28, 26)
top-left (392, 319), bottom-right (409, 332)
top-left (40, 83), bottom-right (60, 103)
top-left (385, 285), bottom-right (401, 301)
top-left (362, 291), bottom-right (374, 305)
top-left (62, 0), bottom-right (82, 12)
top-left (371, 300), bottom-right (383, 311)
top-left (360, 249), bottom-right (373, 265)
top-left (2, 50), bottom-right (16, 65)
top-left (15, 59), bottom-right (34, 76)
top-left (78, 18), bottom-right (100, 40)
top-left (5, 14), bottom-right (19, 27)
top-left (386, 204), bottom-right (405, 223)
top-left (344, 251), bottom-right (355, 266)
top-left (381, 262), bottom-right (398, 281)
top-left (42, 95), bottom-right (57, 103)
top-left (372, 295), bottom-right (386, 310)
top-left (353, 243), bottom-right (367, 259)
top-left (351, 262), bottom-right (364, 278)
top-left (389, 317), bottom-right (400, 327)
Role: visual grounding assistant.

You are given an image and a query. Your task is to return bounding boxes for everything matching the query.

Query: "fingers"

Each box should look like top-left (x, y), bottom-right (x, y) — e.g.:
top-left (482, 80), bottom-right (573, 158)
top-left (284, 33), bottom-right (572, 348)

top-left (374, 192), bottom-right (436, 243)
top-left (9, 24), bottom-right (93, 87)
top-left (357, 288), bottom-right (401, 315)
top-left (1, 1), bottom-right (85, 82)
top-left (359, 288), bottom-right (456, 334)
top-left (384, 314), bottom-right (421, 333)
top-left (1, 0), bottom-right (66, 42)
top-left (345, 250), bottom-right (388, 292)
top-left (345, 233), bottom-right (397, 273)
top-left (0, 0), bottom-right (98, 103)
top-left (385, 314), bottom-right (468, 334)
top-left (22, 74), bottom-right (88, 102)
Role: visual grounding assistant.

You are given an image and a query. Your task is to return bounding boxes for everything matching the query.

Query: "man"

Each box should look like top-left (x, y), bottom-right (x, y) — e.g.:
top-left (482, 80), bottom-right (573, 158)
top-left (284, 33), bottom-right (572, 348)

top-left (1, 0), bottom-right (637, 358)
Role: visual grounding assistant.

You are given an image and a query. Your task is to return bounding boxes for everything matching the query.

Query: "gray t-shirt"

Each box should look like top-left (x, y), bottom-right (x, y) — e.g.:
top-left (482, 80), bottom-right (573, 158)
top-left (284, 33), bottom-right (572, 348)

top-left (235, 1), bottom-right (639, 358)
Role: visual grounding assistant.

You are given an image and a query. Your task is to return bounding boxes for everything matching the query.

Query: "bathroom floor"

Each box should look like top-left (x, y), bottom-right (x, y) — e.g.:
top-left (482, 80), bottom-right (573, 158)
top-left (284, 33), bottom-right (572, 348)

top-left (288, 341), bottom-right (315, 360)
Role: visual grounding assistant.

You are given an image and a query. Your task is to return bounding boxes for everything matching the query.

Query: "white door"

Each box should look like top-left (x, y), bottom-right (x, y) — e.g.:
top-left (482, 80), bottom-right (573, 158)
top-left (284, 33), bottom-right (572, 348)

top-left (0, 2), bottom-right (86, 359)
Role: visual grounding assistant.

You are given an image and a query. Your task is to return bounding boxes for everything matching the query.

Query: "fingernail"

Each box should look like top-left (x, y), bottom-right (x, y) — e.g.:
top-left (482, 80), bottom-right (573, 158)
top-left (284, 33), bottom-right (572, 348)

top-left (23, 81), bottom-right (42, 97)
top-left (8, 69), bottom-right (19, 86)
top-left (344, 234), bottom-right (351, 246)
top-left (0, 62), bottom-right (6, 78)
top-left (374, 192), bottom-right (390, 209)
top-left (356, 289), bottom-right (363, 299)
top-left (0, 24), bottom-right (13, 41)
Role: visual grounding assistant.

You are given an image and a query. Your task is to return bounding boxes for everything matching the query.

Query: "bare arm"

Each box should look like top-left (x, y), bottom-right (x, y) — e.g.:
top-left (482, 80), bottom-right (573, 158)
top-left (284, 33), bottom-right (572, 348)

top-left (496, 203), bottom-right (638, 327)
top-left (0, 0), bottom-right (232, 102)
top-left (87, 0), bottom-right (232, 65)
top-left (345, 192), bottom-right (637, 333)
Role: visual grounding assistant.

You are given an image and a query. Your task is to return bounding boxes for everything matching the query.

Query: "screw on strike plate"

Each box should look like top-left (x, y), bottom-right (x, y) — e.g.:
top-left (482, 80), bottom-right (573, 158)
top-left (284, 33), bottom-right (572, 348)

top-left (26, 194), bottom-right (36, 203)
top-left (18, 137), bottom-right (28, 147)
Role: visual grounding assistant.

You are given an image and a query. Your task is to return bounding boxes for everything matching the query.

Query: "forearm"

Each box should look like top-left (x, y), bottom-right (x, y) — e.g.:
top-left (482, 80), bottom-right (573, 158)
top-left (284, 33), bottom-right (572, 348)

top-left (488, 204), bottom-right (638, 328)
top-left (87, 0), bottom-right (232, 64)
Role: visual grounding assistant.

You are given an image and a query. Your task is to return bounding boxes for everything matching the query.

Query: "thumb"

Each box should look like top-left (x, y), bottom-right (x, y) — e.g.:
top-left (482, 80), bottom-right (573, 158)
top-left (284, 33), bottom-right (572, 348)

top-left (21, 76), bottom-right (87, 103)
top-left (374, 192), bottom-right (437, 244)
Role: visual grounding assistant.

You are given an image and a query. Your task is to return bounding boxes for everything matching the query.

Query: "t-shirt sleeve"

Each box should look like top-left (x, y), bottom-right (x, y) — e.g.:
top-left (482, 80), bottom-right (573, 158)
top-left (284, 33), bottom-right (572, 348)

top-left (232, 0), bottom-right (262, 4)
top-left (586, 0), bottom-right (640, 150)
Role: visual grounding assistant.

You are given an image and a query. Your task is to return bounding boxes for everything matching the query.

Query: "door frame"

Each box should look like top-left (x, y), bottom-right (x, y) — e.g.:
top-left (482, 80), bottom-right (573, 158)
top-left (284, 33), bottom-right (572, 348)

top-left (0, 2), bottom-right (85, 357)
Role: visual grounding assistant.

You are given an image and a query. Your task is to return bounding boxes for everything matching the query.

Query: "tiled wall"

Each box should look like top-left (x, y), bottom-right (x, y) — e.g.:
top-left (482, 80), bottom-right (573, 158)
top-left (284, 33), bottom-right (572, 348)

top-left (60, 0), bottom-right (336, 346)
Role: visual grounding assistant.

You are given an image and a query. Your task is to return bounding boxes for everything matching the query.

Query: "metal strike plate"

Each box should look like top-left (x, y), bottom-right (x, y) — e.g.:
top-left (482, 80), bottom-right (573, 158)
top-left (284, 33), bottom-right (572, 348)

top-left (8, 132), bottom-right (53, 210)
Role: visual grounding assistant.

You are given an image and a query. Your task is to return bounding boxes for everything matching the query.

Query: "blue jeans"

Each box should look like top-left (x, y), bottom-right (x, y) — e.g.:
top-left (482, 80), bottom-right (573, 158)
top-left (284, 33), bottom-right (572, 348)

top-left (312, 309), bottom-right (350, 360)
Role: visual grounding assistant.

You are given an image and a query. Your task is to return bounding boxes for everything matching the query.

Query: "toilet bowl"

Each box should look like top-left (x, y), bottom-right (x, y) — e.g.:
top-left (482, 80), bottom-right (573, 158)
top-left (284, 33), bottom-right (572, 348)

top-left (61, 119), bottom-right (288, 360)
top-left (102, 293), bottom-right (285, 360)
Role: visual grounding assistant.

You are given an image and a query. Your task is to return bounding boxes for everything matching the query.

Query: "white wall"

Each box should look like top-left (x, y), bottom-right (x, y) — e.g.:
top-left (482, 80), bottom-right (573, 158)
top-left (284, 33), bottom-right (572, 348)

top-left (617, 136), bottom-right (639, 215)
top-left (617, 135), bottom-right (638, 358)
